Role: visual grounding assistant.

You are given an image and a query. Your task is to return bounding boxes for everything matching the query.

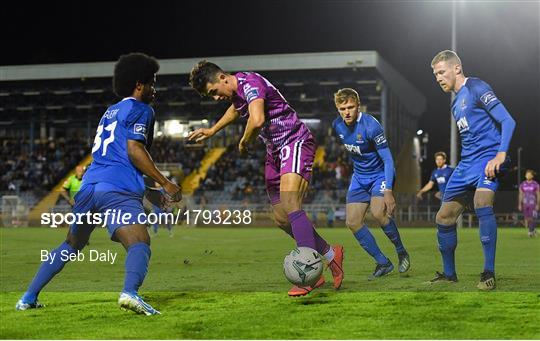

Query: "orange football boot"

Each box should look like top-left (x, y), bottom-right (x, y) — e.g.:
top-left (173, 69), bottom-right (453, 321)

top-left (288, 275), bottom-right (325, 297)
top-left (327, 245), bottom-right (344, 289)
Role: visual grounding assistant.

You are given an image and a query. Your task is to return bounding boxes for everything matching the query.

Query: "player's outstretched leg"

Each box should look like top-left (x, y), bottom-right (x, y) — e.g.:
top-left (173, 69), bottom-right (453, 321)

top-left (16, 223), bottom-right (94, 311)
top-left (115, 224), bottom-right (160, 315)
top-left (279, 173), bottom-right (344, 295)
top-left (371, 197), bottom-right (410, 274)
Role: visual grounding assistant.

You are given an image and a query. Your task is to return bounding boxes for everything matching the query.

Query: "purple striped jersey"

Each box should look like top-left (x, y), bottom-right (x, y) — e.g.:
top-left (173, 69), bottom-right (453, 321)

top-left (232, 72), bottom-right (311, 152)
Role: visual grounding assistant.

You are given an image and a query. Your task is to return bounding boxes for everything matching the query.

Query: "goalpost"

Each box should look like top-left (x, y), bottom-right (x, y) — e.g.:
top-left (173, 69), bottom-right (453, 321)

top-left (1, 195), bottom-right (29, 227)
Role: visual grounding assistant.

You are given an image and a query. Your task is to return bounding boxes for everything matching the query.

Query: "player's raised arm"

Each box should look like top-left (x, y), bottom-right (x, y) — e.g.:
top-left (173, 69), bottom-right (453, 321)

top-left (239, 98), bottom-right (265, 154)
top-left (188, 104), bottom-right (239, 142)
top-left (127, 140), bottom-right (181, 202)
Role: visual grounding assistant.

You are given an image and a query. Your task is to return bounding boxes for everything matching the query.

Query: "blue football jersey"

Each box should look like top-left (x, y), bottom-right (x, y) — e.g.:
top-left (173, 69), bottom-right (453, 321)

top-left (83, 97), bottom-right (155, 195)
top-left (430, 165), bottom-right (454, 193)
top-left (452, 77), bottom-right (504, 161)
top-left (332, 113), bottom-right (388, 176)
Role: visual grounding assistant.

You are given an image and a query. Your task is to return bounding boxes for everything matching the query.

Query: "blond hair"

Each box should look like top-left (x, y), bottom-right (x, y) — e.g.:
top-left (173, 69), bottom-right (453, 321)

top-left (334, 88), bottom-right (360, 106)
top-left (431, 50), bottom-right (462, 67)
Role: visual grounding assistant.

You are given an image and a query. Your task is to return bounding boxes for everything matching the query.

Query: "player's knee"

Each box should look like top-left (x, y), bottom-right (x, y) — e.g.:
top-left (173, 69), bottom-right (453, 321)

top-left (346, 218), bottom-right (362, 233)
top-left (435, 210), bottom-right (457, 226)
top-left (474, 199), bottom-right (493, 210)
top-left (371, 209), bottom-right (387, 226)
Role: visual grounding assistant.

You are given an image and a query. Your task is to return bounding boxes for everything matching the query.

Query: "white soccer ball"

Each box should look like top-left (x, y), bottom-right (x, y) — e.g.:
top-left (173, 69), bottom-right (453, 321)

top-left (283, 247), bottom-right (323, 287)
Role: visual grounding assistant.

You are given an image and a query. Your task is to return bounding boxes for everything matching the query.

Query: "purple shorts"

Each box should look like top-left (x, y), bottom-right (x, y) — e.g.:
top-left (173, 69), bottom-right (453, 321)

top-left (522, 205), bottom-right (537, 220)
top-left (265, 137), bottom-right (315, 205)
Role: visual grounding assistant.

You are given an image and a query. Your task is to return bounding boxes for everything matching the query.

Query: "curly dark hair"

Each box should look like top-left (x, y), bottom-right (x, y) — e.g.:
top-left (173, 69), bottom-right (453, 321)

top-left (189, 60), bottom-right (223, 95)
top-left (113, 53), bottom-right (159, 97)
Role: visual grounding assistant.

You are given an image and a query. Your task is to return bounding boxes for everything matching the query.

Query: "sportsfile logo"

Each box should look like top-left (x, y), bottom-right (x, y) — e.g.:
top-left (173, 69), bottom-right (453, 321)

top-left (134, 123), bottom-right (147, 137)
top-left (374, 133), bottom-right (387, 145)
top-left (480, 91), bottom-right (498, 106)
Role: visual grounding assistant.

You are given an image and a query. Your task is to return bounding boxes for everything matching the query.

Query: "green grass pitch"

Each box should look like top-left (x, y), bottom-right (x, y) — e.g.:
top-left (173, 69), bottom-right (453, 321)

top-left (1, 226), bottom-right (539, 339)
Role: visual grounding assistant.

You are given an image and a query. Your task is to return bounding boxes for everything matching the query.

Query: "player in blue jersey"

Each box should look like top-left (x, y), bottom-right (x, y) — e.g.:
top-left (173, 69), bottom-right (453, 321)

top-left (417, 151), bottom-right (454, 201)
top-left (332, 88), bottom-right (410, 280)
top-left (16, 53), bottom-right (182, 314)
top-left (429, 50), bottom-right (516, 290)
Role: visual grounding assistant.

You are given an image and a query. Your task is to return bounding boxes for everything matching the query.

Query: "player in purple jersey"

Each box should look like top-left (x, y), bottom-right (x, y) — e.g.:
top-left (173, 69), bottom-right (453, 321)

top-left (16, 53), bottom-right (182, 315)
top-left (188, 61), bottom-right (344, 296)
top-left (519, 170), bottom-right (539, 237)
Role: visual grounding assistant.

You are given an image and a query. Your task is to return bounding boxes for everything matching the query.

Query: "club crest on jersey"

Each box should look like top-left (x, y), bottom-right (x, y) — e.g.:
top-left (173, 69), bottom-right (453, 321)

top-left (134, 123), bottom-right (147, 136)
top-left (480, 91), bottom-right (497, 106)
top-left (456, 117), bottom-right (469, 133)
top-left (356, 133), bottom-right (364, 144)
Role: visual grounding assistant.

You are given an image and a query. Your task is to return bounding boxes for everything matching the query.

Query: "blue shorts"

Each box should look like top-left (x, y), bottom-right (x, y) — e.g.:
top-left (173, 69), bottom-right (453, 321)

top-left (443, 155), bottom-right (510, 202)
top-left (346, 173), bottom-right (388, 204)
top-left (70, 182), bottom-right (146, 240)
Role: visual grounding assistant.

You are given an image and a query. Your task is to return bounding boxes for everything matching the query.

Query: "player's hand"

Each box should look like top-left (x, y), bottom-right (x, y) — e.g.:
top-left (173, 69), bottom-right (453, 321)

top-left (434, 191), bottom-right (442, 200)
top-left (484, 152), bottom-right (506, 178)
top-left (518, 203), bottom-right (522, 211)
top-left (416, 191), bottom-right (423, 200)
top-left (238, 138), bottom-right (249, 156)
top-left (383, 190), bottom-right (396, 216)
top-left (162, 181), bottom-right (182, 203)
top-left (187, 128), bottom-right (215, 142)
top-left (68, 198), bottom-right (75, 206)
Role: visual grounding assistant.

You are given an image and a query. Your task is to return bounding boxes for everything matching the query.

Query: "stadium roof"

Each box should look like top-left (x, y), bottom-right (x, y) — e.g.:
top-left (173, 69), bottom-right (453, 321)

top-left (0, 51), bottom-right (426, 115)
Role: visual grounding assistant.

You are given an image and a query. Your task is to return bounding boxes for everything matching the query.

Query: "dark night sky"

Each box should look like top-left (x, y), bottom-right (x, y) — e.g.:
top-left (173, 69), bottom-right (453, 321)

top-left (3, 0), bottom-right (540, 176)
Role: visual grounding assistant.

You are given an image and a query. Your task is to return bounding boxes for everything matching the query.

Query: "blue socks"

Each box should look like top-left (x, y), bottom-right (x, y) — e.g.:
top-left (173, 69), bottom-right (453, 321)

top-left (22, 241), bottom-right (77, 303)
top-left (476, 207), bottom-right (497, 273)
top-left (437, 223), bottom-right (457, 277)
top-left (123, 242), bottom-right (151, 295)
top-left (381, 218), bottom-right (406, 254)
top-left (354, 225), bottom-right (389, 265)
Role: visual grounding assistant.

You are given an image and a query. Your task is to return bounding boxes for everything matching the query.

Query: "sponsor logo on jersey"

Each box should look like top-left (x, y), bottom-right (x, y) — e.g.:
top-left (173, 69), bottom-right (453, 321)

top-left (374, 133), bottom-right (387, 146)
top-left (134, 123), bottom-right (147, 137)
top-left (480, 91), bottom-right (498, 106)
top-left (344, 143), bottom-right (362, 155)
top-left (436, 176), bottom-right (446, 184)
top-left (456, 117), bottom-right (469, 133)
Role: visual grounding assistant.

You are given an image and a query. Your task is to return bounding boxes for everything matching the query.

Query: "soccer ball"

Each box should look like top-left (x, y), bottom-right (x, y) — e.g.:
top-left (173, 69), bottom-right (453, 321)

top-left (283, 247), bottom-right (323, 287)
